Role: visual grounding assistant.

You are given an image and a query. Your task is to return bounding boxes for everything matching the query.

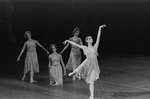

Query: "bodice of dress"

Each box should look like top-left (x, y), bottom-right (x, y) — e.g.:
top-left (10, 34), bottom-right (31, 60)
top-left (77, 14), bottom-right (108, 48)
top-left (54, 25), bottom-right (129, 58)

top-left (26, 41), bottom-right (36, 52)
top-left (50, 54), bottom-right (60, 66)
top-left (84, 47), bottom-right (98, 57)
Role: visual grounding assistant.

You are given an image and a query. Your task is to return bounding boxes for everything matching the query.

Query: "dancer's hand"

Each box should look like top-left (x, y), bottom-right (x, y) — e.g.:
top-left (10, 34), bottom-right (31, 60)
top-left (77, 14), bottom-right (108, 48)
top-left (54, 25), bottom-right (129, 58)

top-left (64, 70), bottom-right (66, 75)
top-left (17, 57), bottom-right (20, 62)
top-left (63, 40), bottom-right (68, 45)
top-left (100, 24), bottom-right (106, 28)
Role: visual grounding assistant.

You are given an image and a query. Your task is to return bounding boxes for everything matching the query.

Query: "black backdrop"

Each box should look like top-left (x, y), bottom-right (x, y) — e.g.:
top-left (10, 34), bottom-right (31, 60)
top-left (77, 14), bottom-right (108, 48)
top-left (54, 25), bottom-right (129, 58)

top-left (0, 0), bottom-right (150, 76)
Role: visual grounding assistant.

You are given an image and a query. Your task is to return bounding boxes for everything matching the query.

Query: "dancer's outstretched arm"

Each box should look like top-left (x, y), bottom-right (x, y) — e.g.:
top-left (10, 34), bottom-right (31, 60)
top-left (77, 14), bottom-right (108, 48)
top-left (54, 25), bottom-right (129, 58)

top-left (60, 43), bottom-right (69, 54)
top-left (35, 40), bottom-right (49, 54)
top-left (94, 24), bottom-right (106, 49)
top-left (64, 40), bottom-right (85, 50)
top-left (17, 42), bottom-right (26, 61)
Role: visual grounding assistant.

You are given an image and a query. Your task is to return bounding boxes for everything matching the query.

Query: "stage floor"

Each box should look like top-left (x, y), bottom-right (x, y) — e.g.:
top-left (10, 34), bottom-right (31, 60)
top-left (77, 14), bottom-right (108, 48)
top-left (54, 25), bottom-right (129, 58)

top-left (1, 53), bottom-right (150, 99)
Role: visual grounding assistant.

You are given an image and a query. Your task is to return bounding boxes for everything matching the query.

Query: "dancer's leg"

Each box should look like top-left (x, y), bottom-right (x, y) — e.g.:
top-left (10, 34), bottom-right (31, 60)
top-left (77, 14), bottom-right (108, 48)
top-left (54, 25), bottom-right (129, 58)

top-left (89, 81), bottom-right (94, 99)
top-left (72, 64), bottom-right (76, 80)
top-left (22, 72), bottom-right (26, 81)
top-left (89, 70), bottom-right (96, 99)
top-left (30, 71), bottom-right (36, 83)
top-left (22, 68), bottom-right (26, 81)
top-left (69, 59), bottom-right (87, 76)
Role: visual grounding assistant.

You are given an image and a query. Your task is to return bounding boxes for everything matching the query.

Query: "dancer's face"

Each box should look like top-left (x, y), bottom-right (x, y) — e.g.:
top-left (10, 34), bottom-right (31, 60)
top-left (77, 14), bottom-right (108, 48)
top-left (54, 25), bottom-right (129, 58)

top-left (74, 30), bottom-right (79, 36)
top-left (52, 46), bottom-right (57, 52)
top-left (26, 33), bottom-right (31, 39)
top-left (86, 36), bottom-right (93, 43)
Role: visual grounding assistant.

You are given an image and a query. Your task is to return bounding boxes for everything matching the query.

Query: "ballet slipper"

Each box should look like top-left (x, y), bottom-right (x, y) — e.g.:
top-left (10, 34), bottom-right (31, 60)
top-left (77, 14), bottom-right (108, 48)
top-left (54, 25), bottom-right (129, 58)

top-left (30, 80), bottom-right (37, 83)
top-left (76, 73), bottom-right (81, 80)
top-left (52, 81), bottom-right (59, 86)
top-left (49, 83), bottom-right (53, 86)
top-left (89, 96), bottom-right (94, 99)
top-left (68, 71), bottom-right (77, 76)
top-left (22, 76), bottom-right (25, 81)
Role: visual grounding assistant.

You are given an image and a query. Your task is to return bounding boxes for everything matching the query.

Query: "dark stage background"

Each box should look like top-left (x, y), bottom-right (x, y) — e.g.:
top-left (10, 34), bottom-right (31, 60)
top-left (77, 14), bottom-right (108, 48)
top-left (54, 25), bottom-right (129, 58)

top-left (0, 0), bottom-right (150, 76)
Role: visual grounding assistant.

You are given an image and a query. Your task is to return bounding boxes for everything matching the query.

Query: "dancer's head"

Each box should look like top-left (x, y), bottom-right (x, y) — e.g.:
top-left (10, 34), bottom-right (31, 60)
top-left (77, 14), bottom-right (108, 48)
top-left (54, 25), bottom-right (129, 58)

top-left (73, 27), bottom-right (80, 36)
top-left (50, 44), bottom-right (57, 52)
top-left (24, 31), bottom-right (32, 39)
top-left (85, 36), bottom-right (93, 45)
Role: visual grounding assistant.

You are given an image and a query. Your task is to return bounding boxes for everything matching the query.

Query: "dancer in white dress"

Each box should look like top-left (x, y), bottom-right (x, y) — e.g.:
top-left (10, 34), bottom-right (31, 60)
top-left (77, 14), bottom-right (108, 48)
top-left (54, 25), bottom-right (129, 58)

top-left (64, 25), bottom-right (106, 99)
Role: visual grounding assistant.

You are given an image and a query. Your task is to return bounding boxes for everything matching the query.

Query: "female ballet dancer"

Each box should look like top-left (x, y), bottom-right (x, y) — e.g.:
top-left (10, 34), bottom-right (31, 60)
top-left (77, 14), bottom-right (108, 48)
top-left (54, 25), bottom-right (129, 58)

top-left (60, 27), bottom-right (83, 80)
top-left (17, 31), bottom-right (49, 83)
top-left (64, 25), bottom-right (106, 99)
top-left (48, 44), bottom-right (66, 86)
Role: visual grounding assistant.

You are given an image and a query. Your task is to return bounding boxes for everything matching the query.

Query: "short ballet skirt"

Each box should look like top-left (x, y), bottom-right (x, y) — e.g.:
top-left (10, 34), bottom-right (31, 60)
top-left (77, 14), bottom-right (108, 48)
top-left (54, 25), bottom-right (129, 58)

top-left (75, 55), bottom-right (100, 84)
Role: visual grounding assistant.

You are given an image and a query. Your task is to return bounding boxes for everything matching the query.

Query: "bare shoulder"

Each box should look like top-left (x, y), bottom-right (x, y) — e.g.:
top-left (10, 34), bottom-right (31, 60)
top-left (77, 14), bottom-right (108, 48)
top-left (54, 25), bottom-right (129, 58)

top-left (69, 37), bottom-right (73, 41)
top-left (33, 39), bottom-right (37, 43)
top-left (58, 54), bottom-right (62, 58)
top-left (48, 54), bottom-right (52, 59)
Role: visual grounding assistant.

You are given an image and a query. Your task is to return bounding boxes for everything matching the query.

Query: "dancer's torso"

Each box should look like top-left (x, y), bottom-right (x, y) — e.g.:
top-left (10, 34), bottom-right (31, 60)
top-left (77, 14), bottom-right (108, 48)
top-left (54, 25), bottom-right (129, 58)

top-left (26, 40), bottom-right (36, 52)
top-left (50, 54), bottom-right (60, 66)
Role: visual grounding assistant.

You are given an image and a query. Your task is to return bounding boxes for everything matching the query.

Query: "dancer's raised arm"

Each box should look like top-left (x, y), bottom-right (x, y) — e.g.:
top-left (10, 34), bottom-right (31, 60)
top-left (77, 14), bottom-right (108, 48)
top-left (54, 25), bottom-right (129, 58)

top-left (94, 24), bottom-right (106, 49)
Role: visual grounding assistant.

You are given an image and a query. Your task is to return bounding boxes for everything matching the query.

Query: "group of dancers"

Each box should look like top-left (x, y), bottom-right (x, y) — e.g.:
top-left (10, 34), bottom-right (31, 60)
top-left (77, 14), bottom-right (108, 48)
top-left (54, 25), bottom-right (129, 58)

top-left (17, 24), bottom-right (106, 99)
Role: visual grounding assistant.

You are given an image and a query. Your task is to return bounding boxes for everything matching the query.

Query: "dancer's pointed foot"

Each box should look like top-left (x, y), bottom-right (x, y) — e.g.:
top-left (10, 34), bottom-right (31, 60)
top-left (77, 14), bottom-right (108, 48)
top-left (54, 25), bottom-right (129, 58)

top-left (30, 80), bottom-right (37, 83)
top-left (22, 76), bottom-right (25, 81)
top-left (89, 96), bottom-right (94, 99)
top-left (52, 81), bottom-right (59, 86)
top-left (68, 71), bottom-right (76, 76)
top-left (76, 73), bottom-right (81, 80)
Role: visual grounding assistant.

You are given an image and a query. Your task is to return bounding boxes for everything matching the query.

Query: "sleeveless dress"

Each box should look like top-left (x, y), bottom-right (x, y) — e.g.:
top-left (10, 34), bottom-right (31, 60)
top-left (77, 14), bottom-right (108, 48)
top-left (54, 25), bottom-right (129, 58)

top-left (74, 46), bottom-right (100, 84)
top-left (66, 38), bottom-right (82, 71)
top-left (49, 54), bottom-right (63, 85)
top-left (24, 41), bottom-right (39, 73)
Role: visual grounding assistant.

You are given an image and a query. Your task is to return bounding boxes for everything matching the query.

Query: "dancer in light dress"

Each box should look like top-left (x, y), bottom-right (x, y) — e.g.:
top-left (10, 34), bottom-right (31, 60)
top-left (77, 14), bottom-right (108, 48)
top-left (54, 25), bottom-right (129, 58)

top-left (17, 31), bottom-right (49, 83)
top-left (64, 25), bottom-right (106, 99)
top-left (48, 44), bottom-right (66, 86)
top-left (60, 27), bottom-right (83, 80)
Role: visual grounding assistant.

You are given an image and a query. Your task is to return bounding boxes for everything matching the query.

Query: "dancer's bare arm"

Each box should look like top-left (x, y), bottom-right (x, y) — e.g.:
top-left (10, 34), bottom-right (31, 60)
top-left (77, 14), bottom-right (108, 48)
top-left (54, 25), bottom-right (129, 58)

top-left (60, 54), bottom-right (66, 75)
top-left (64, 40), bottom-right (85, 50)
top-left (60, 43), bottom-right (69, 54)
top-left (94, 25), bottom-right (106, 49)
top-left (35, 40), bottom-right (49, 54)
top-left (17, 42), bottom-right (26, 61)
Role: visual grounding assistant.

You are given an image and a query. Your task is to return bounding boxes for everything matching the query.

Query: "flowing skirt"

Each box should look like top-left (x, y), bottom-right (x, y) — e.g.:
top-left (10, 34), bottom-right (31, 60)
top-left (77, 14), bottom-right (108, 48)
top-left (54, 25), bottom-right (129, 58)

top-left (50, 64), bottom-right (63, 84)
top-left (66, 48), bottom-right (81, 71)
top-left (24, 51), bottom-right (39, 73)
top-left (74, 56), bottom-right (100, 84)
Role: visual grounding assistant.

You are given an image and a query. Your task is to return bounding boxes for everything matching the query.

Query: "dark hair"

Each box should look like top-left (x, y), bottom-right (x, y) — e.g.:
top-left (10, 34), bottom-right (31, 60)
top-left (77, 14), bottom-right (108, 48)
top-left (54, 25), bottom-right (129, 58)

top-left (50, 44), bottom-right (57, 51)
top-left (24, 31), bottom-right (32, 38)
top-left (73, 27), bottom-right (80, 34)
